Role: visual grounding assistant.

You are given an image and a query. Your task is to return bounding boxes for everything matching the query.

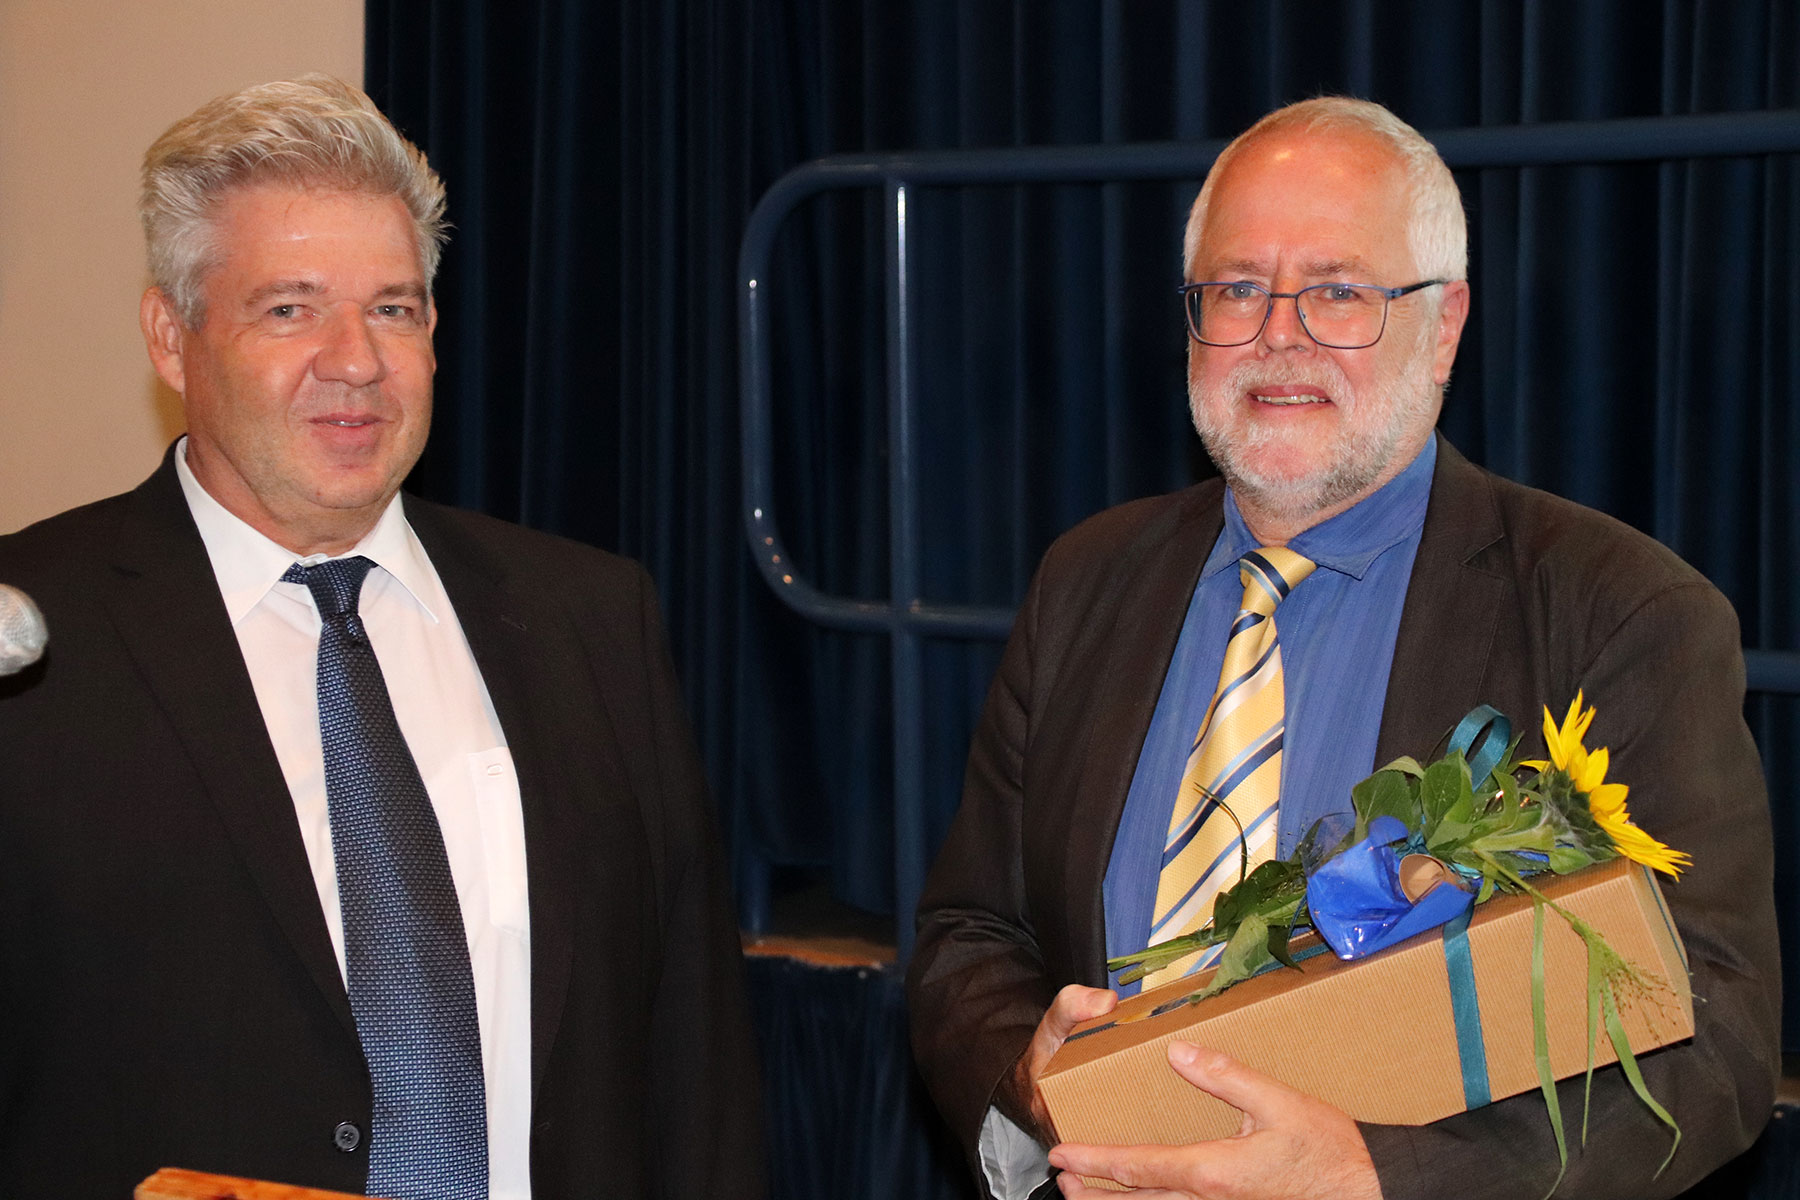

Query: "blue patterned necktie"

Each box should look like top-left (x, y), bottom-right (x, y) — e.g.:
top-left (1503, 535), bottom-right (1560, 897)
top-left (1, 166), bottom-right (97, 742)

top-left (284, 556), bottom-right (488, 1199)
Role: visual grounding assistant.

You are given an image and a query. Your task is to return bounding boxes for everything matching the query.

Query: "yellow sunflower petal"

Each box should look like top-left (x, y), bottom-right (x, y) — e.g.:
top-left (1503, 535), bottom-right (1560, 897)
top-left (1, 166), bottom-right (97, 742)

top-left (1574, 744), bottom-right (1611, 795)
top-left (1540, 705), bottom-right (1565, 768)
top-left (1566, 694), bottom-right (1595, 746)
top-left (1603, 819), bottom-right (1691, 877)
top-left (1586, 781), bottom-right (1629, 820)
top-left (1585, 780), bottom-right (1689, 877)
top-left (1542, 692), bottom-right (1595, 771)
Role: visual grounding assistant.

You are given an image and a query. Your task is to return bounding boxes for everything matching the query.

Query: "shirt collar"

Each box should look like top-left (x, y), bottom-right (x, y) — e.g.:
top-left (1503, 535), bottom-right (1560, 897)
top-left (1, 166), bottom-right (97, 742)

top-left (1205, 435), bottom-right (1437, 582)
top-left (174, 436), bottom-right (441, 625)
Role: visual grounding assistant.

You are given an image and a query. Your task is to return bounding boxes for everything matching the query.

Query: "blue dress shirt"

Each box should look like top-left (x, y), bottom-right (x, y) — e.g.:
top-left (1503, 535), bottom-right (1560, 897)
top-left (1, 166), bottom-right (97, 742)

top-left (1102, 438), bottom-right (1436, 994)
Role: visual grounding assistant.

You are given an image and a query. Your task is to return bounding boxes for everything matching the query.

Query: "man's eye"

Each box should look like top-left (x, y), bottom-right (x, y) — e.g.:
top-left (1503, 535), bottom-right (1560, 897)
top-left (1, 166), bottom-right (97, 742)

top-left (373, 304), bottom-right (417, 321)
top-left (268, 304), bottom-right (300, 319)
top-left (1223, 283), bottom-right (1263, 301)
top-left (1318, 285), bottom-right (1364, 304)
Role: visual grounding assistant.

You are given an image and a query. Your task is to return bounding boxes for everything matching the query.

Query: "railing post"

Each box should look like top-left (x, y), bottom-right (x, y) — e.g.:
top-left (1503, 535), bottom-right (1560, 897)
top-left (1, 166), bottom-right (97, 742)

top-left (886, 179), bottom-right (927, 960)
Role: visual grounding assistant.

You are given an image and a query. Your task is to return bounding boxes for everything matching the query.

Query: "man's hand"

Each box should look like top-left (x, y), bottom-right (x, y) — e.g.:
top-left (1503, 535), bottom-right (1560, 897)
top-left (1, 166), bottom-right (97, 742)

top-left (998, 983), bottom-right (1119, 1143)
top-left (1047, 1041), bottom-right (1381, 1200)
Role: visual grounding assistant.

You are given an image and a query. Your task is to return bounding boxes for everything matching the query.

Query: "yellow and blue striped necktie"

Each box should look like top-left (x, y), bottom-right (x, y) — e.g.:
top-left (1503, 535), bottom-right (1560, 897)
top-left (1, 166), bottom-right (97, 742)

top-left (1142, 546), bottom-right (1316, 988)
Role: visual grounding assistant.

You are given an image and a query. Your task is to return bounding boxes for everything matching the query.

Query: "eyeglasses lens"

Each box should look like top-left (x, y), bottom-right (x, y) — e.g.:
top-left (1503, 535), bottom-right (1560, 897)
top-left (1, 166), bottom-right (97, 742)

top-left (1187, 283), bottom-right (1389, 349)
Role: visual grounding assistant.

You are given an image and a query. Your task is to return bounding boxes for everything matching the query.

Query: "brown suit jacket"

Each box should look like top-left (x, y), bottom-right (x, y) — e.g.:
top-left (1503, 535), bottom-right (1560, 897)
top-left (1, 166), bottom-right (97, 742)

top-left (0, 450), bottom-right (764, 1199)
top-left (907, 437), bottom-right (1779, 1198)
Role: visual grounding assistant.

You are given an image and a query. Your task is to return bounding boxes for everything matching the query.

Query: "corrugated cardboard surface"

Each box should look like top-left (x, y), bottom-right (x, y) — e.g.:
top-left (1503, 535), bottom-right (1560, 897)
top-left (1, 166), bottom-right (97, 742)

top-left (1040, 858), bottom-right (1693, 1154)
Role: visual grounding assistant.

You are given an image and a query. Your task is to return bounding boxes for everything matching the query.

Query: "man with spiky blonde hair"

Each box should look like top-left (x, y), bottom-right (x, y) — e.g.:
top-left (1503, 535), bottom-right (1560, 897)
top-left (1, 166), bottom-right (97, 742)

top-left (909, 97), bottom-right (1776, 1200)
top-left (0, 77), bottom-right (762, 1200)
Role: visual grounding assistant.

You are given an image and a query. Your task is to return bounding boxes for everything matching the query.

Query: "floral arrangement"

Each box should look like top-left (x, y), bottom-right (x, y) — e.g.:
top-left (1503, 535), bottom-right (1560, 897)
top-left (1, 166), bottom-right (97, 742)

top-left (1109, 695), bottom-right (1689, 1185)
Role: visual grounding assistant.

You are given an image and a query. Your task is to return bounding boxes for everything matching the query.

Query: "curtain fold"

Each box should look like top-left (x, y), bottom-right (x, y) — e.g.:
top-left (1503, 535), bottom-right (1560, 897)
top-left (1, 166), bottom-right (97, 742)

top-left (367, 0), bottom-right (1799, 1041)
top-left (746, 958), bottom-right (973, 1200)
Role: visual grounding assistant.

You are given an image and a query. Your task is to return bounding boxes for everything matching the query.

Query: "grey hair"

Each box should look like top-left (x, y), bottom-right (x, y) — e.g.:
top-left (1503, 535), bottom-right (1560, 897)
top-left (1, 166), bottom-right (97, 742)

top-left (140, 74), bottom-right (448, 327)
top-left (1183, 97), bottom-right (1467, 284)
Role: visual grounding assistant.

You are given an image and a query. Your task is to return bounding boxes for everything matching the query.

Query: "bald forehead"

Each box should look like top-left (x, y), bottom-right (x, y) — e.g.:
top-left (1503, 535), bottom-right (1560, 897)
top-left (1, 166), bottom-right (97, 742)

top-left (1211, 128), bottom-right (1409, 220)
top-left (1192, 128), bottom-right (1416, 281)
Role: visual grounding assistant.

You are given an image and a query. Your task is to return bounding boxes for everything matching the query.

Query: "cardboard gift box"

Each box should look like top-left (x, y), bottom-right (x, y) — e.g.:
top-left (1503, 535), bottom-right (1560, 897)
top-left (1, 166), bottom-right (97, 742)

top-left (1040, 857), bottom-right (1693, 1152)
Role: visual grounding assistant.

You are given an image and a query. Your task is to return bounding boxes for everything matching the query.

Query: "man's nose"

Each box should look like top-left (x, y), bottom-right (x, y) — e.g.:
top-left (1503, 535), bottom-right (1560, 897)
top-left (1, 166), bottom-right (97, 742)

top-left (314, 306), bottom-right (388, 386)
top-left (1259, 292), bottom-right (1313, 352)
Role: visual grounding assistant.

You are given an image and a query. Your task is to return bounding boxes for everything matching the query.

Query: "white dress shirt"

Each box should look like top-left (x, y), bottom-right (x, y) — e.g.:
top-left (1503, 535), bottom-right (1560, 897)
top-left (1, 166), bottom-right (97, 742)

top-left (176, 441), bottom-right (533, 1199)
top-left (981, 1107), bottom-right (1050, 1199)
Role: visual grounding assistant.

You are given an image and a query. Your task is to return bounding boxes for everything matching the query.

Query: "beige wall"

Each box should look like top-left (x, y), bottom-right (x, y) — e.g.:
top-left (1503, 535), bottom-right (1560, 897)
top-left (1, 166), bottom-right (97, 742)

top-left (0, 0), bottom-right (363, 533)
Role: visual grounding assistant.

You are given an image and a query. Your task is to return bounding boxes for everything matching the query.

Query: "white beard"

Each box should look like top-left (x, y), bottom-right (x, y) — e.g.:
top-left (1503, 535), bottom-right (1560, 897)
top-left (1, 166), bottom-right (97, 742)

top-left (1188, 327), bottom-right (1441, 528)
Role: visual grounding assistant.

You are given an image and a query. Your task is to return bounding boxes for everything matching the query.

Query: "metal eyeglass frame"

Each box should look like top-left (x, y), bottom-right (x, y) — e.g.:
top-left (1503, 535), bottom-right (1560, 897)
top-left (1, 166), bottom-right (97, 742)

top-left (1178, 278), bottom-right (1447, 349)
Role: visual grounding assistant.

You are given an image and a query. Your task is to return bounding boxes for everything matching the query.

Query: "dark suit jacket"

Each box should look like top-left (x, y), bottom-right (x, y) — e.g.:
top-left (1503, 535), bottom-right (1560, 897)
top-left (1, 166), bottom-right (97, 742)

top-left (0, 451), bottom-right (764, 1199)
top-left (907, 437), bottom-right (1779, 1199)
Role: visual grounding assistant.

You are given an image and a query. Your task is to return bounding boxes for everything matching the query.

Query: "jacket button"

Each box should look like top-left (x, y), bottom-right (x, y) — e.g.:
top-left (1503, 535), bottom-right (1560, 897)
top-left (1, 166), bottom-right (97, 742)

top-left (333, 1121), bottom-right (362, 1152)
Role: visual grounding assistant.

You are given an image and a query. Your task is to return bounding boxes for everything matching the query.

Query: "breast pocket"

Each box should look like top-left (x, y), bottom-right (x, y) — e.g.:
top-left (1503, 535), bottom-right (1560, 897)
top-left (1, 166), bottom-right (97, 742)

top-left (467, 746), bottom-right (530, 936)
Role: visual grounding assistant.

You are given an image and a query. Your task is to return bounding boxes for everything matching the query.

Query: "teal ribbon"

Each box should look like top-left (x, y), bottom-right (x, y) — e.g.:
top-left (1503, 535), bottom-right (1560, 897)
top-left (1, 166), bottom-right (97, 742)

top-left (1448, 705), bottom-right (1511, 787)
top-left (1443, 703), bottom-right (1501, 1109)
top-left (1441, 906), bottom-right (1492, 1109)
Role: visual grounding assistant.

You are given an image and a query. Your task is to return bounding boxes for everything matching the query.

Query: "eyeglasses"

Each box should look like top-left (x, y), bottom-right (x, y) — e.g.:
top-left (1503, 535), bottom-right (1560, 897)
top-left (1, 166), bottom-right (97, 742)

top-left (1178, 279), bottom-right (1446, 349)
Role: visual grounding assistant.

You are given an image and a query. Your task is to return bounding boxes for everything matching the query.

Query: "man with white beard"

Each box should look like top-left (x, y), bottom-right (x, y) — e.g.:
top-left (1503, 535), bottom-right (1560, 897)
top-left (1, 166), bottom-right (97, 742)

top-left (907, 97), bottom-right (1778, 1200)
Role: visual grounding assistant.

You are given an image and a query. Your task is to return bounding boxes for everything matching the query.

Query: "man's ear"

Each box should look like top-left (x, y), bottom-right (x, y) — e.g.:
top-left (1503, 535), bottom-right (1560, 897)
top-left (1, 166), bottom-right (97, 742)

top-left (140, 287), bottom-right (188, 395)
top-left (1431, 280), bottom-right (1471, 388)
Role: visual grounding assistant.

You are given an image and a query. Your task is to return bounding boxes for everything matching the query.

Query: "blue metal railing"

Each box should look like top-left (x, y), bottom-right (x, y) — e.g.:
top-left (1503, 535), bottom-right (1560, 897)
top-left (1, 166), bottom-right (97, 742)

top-left (738, 109), bottom-right (1800, 955)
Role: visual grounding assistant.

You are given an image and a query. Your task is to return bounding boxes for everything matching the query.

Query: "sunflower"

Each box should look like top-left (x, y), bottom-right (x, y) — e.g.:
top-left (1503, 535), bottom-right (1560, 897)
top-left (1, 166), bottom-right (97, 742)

top-left (1527, 692), bottom-right (1691, 877)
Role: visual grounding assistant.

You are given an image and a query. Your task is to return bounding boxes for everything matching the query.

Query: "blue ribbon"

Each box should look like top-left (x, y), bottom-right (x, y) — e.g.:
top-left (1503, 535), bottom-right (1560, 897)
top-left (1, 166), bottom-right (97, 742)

top-left (1441, 905), bottom-right (1492, 1109)
top-left (1447, 704), bottom-right (1511, 787)
top-left (1307, 815), bottom-right (1475, 960)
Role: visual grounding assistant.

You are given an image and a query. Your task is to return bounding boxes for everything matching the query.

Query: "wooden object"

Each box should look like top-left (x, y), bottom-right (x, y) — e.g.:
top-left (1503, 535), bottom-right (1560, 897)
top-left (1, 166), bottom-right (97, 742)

top-left (135, 1168), bottom-right (379, 1200)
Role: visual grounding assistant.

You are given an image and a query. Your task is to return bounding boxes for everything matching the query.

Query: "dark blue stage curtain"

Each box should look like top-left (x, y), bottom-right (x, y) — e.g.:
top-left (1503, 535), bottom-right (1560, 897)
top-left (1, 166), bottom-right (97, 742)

top-left (746, 958), bottom-right (976, 1200)
top-left (367, 4), bottom-right (1797, 1196)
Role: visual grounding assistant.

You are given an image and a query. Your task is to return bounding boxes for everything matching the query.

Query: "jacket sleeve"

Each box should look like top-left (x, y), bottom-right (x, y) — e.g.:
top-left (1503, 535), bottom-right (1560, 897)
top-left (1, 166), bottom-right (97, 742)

top-left (628, 563), bottom-right (769, 1200)
top-left (906, 554), bottom-right (1063, 1193)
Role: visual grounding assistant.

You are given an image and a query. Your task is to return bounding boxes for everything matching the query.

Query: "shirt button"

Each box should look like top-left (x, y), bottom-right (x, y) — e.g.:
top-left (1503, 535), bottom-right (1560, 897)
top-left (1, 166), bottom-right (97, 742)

top-left (486, 764), bottom-right (504, 777)
top-left (333, 1121), bottom-right (362, 1152)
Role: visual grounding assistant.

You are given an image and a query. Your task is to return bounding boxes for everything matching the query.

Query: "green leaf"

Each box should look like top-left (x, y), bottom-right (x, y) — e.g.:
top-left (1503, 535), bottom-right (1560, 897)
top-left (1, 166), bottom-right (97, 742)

top-left (1602, 986), bottom-right (1681, 1176)
top-left (1351, 770), bottom-right (1417, 839)
top-left (1380, 755), bottom-right (1428, 778)
top-left (1480, 732), bottom-right (1528, 788)
top-left (1548, 844), bottom-right (1598, 875)
top-left (1583, 926), bottom-right (1602, 1146)
top-left (1440, 782), bottom-right (1477, 828)
top-left (1265, 921), bottom-right (1300, 971)
top-left (1426, 815), bottom-right (1474, 855)
top-left (1111, 858), bottom-right (1306, 986)
top-left (1420, 755), bottom-right (1474, 828)
top-left (1532, 898), bottom-right (1569, 1200)
top-left (1108, 929), bottom-right (1223, 983)
top-left (1184, 912), bottom-right (1276, 1004)
top-left (1472, 825), bottom-right (1556, 856)
top-left (1495, 771), bottom-right (1523, 818)
top-left (1211, 859), bottom-right (1305, 929)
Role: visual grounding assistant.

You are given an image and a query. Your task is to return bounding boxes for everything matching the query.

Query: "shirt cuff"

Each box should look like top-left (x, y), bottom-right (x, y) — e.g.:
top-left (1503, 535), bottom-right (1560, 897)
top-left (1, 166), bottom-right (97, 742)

top-left (979, 1104), bottom-right (1052, 1200)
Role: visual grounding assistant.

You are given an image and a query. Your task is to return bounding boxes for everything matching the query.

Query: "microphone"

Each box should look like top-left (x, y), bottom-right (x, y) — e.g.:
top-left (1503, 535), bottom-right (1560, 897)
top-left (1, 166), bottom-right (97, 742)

top-left (0, 584), bottom-right (48, 676)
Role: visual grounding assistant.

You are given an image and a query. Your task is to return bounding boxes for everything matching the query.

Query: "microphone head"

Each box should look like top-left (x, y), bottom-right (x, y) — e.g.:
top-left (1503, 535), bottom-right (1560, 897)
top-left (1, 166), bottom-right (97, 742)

top-left (0, 584), bottom-right (48, 675)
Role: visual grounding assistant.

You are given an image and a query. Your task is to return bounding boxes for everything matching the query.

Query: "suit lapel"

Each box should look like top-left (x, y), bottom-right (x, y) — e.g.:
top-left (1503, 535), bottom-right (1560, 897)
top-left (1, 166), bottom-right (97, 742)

top-left (405, 503), bottom-right (579, 1104)
top-left (1053, 487), bottom-right (1225, 980)
top-left (105, 457), bottom-right (355, 1036)
top-left (1377, 438), bottom-right (1508, 764)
